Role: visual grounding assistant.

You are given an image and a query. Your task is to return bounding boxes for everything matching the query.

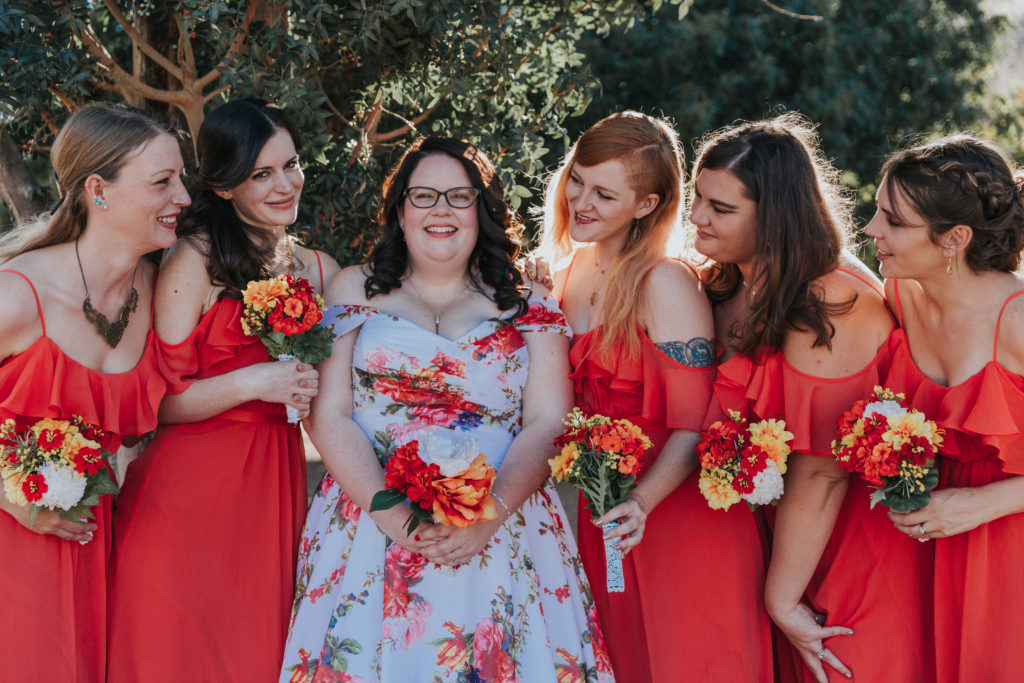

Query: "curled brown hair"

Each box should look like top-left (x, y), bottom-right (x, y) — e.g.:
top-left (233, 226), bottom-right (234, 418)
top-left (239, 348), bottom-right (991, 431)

top-left (537, 111), bottom-right (685, 359)
top-left (693, 112), bottom-right (855, 355)
top-left (882, 134), bottom-right (1024, 273)
top-left (0, 103), bottom-right (171, 262)
top-left (363, 137), bottom-right (527, 316)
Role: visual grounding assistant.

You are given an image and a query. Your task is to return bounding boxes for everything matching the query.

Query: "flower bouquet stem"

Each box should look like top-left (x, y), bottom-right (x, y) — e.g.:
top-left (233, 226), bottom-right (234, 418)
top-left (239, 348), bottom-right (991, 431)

top-left (277, 353), bottom-right (300, 424)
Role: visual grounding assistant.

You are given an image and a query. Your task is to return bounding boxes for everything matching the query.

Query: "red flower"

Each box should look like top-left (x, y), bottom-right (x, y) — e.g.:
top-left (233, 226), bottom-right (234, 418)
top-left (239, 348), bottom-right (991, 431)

top-left (431, 351), bottom-right (467, 377)
top-left (69, 441), bottom-right (104, 475)
top-left (384, 441), bottom-right (441, 507)
top-left (472, 618), bottom-right (515, 682)
top-left (516, 300), bottom-right (567, 327)
top-left (37, 428), bottom-right (65, 452)
top-left (22, 473), bottom-right (47, 502)
top-left (471, 325), bottom-right (525, 361)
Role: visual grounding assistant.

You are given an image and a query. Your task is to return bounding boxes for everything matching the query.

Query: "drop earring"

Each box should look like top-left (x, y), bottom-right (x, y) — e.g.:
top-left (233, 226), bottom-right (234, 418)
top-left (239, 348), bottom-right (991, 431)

top-left (946, 257), bottom-right (952, 276)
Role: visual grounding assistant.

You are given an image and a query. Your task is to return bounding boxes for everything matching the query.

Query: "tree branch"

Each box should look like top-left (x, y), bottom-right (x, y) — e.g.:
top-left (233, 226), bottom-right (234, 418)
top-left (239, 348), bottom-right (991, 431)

top-left (517, 0), bottom-right (593, 68)
top-left (373, 103), bottom-right (440, 142)
top-left (77, 26), bottom-right (186, 105)
top-left (177, 12), bottom-right (198, 79)
top-left (315, 71), bottom-right (352, 127)
top-left (757, 0), bottom-right (823, 21)
top-left (194, 0), bottom-right (262, 91)
top-left (101, 0), bottom-right (185, 82)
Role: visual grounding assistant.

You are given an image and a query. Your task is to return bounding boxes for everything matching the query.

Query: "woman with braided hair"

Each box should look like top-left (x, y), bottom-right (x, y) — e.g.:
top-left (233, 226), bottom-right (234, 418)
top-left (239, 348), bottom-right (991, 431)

top-left (865, 135), bottom-right (1024, 682)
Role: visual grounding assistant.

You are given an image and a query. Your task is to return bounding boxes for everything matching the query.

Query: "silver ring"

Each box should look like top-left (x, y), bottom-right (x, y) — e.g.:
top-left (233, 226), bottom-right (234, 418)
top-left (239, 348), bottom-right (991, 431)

top-left (918, 537), bottom-right (929, 543)
top-left (449, 551), bottom-right (457, 563)
top-left (816, 648), bottom-right (826, 660)
top-left (919, 522), bottom-right (927, 536)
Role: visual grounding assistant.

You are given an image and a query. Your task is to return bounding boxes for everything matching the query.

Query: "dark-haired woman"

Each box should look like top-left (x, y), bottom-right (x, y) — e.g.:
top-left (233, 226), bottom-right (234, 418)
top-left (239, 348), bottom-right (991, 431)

top-left (0, 104), bottom-right (189, 682)
top-left (866, 135), bottom-right (1024, 683)
top-left (693, 114), bottom-right (933, 683)
top-left (281, 137), bottom-right (612, 682)
top-left (537, 111), bottom-right (753, 682)
top-left (108, 100), bottom-right (339, 681)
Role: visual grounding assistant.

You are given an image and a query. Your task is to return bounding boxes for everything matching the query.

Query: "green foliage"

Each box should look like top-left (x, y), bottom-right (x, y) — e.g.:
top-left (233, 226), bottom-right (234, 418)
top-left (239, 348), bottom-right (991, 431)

top-left (571, 0), bottom-right (1021, 263)
top-left (0, 0), bottom-right (691, 264)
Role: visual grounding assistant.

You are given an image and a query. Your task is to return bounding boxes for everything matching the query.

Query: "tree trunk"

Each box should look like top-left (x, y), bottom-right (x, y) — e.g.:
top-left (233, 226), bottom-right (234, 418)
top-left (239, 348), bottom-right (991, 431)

top-left (0, 130), bottom-right (46, 226)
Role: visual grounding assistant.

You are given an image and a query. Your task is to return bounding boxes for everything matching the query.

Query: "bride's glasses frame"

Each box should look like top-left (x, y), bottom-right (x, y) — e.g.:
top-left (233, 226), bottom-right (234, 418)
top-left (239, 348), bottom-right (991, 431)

top-left (403, 186), bottom-right (481, 209)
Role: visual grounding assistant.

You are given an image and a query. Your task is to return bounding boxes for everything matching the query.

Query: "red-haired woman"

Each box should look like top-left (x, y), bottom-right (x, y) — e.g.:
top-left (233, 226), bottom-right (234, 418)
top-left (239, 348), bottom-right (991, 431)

top-left (693, 114), bottom-right (933, 683)
top-left (867, 135), bottom-right (1024, 682)
top-left (537, 111), bottom-right (771, 681)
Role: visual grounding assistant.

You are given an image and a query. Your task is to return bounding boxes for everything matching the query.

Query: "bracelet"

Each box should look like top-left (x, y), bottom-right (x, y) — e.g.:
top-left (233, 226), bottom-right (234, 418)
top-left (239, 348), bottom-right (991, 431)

top-left (492, 493), bottom-right (512, 520)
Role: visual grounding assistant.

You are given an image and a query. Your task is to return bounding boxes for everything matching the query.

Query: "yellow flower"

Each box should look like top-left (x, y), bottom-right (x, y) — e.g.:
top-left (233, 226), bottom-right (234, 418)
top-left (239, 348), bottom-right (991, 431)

top-left (549, 442), bottom-right (580, 482)
top-left (2, 473), bottom-right (28, 507)
top-left (884, 410), bottom-right (941, 449)
top-left (748, 419), bottom-right (793, 474)
top-left (242, 277), bottom-right (289, 312)
top-left (699, 470), bottom-right (741, 511)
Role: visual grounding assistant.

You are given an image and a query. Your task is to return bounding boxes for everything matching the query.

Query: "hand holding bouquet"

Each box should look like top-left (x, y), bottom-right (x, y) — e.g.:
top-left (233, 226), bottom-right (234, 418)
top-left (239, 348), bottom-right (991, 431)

top-left (370, 430), bottom-right (497, 536)
top-left (697, 410), bottom-right (792, 511)
top-left (1, 416), bottom-right (118, 529)
top-left (241, 274), bottom-right (335, 422)
top-left (832, 385), bottom-right (942, 513)
top-left (549, 407), bottom-right (652, 592)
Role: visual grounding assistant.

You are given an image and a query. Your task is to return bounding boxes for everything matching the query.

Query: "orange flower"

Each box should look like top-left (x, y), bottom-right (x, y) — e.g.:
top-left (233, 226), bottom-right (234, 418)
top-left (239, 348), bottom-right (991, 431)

top-left (430, 454), bottom-right (497, 527)
top-left (242, 277), bottom-right (289, 312)
top-left (617, 454), bottom-right (638, 475)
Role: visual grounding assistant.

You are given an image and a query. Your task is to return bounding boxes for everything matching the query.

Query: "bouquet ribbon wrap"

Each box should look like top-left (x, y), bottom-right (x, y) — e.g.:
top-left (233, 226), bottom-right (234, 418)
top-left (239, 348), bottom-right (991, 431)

top-left (602, 520), bottom-right (625, 593)
top-left (277, 353), bottom-right (300, 424)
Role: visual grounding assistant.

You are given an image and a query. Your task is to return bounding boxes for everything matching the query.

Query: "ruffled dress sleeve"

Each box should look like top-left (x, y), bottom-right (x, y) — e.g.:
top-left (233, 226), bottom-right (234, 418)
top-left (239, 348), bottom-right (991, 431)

top-left (640, 335), bottom-right (714, 432)
top-left (709, 343), bottom-right (893, 458)
top-left (322, 304), bottom-right (379, 338)
top-left (512, 294), bottom-right (572, 338)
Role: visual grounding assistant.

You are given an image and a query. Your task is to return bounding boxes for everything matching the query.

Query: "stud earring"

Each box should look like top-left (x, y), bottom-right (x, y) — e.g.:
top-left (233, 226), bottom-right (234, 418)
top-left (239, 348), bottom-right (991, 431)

top-left (93, 196), bottom-right (107, 209)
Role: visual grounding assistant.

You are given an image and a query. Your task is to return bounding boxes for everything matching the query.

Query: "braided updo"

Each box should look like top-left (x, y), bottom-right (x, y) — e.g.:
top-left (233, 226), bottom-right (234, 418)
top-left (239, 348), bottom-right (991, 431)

top-left (882, 135), bottom-right (1024, 273)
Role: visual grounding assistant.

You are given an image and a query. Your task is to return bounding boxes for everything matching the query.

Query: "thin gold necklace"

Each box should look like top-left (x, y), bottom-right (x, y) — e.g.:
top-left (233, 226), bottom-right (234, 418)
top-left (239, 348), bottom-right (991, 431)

top-left (404, 275), bottom-right (470, 334)
top-left (590, 255), bottom-right (610, 306)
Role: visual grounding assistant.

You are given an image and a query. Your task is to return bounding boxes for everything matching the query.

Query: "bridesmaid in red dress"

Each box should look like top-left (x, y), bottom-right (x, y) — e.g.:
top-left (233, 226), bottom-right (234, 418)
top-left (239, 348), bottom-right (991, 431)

top-left (108, 100), bottom-right (339, 681)
top-left (865, 135), bottom-right (1024, 683)
top-left (692, 114), bottom-right (933, 683)
top-left (538, 111), bottom-right (772, 682)
top-left (0, 104), bottom-right (189, 682)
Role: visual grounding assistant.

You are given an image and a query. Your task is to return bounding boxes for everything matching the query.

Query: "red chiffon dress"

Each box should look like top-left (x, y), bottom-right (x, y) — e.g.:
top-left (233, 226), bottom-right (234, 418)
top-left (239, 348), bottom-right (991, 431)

top-left (885, 282), bottom-right (1024, 683)
top-left (710, 270), bottom-right (934, 683)
top-left (0, 269), bottom-right (170, 683)
top-left (570, 324), bottom-right (773, 682)
top-left (107, 295), bottom-right (308, 682)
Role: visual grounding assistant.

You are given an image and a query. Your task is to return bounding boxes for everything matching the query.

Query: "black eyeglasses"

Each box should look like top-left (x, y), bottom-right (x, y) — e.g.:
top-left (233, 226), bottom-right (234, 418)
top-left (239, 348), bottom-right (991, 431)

top-left (404, 186), bottom-right (481, 209)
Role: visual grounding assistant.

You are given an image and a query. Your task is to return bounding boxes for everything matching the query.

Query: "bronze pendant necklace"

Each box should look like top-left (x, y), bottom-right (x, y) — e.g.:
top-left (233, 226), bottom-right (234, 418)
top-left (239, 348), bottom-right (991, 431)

top-left (75, 238), bottom-right (138, 348)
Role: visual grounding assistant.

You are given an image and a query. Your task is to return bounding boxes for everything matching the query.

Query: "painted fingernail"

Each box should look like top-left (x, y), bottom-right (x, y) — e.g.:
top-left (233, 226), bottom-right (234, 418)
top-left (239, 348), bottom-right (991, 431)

top-left (414, 534), bottom-right (421, 541)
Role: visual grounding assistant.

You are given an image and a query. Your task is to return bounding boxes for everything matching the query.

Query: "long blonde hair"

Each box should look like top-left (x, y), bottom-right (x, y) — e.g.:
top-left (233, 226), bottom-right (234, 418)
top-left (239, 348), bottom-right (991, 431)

top-left (0, 103), bottom-right (170, 262)
top-left (538, 111), bottom-right (686, 359)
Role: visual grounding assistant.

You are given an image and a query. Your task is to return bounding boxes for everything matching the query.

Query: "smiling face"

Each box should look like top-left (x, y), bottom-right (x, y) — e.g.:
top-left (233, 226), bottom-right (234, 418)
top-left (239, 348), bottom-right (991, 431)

top-left (690, 168), bottom-right (758, 271)
top-left (397, 153), bottom-right (480, 270)
top-left (864, 177), bottom-right (946, 279)
top-left (216, 128), bottom-right (304, 231)
top-left (564, 158), bottom-right (658, 250)
top-left (96, 132), bottom-right (190, 251)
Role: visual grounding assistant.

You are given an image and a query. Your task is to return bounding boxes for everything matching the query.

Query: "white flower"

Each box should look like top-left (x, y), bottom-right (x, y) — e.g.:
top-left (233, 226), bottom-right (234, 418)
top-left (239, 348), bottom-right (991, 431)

top-left (37, 462), bottom-right (86, 511)
top-left (415, 430), bottom-right (479, 477)
top-left (863, 400), bottom-right (904, 421)
top-left (741, 460), bottom-right (785, 506)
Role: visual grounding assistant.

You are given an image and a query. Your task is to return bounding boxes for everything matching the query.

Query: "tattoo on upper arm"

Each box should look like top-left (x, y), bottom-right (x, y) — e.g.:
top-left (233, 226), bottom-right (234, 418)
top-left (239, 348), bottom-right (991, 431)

top-left (656, 337), bottom-right (714, 367)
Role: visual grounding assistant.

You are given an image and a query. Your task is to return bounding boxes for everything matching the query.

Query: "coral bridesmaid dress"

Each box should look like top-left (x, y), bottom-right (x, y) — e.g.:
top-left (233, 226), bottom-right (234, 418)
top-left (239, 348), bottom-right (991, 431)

top-left (885, 282), bottom-right (1024, 683)
top-left (710, 271), bottom-right (934, 682)
top-left (107, 296), bottom-right (307, 682)
top-left (0, 270), bottom-right (169, 683)
top-left (570, 325), bottom-right (773, 682)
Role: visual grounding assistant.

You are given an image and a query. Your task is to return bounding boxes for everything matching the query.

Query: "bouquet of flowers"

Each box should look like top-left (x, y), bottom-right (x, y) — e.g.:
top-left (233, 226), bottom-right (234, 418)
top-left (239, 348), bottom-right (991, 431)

top-left (370, 430), bottom-right (497, 537)
top-left (831, 386), bottom-right (942, 512)
top-left (549, 407), bottom-right (652, 592)
top-left (1, 416), bottom-right (119, 527)
top-left (240, 274), bottom-right (335, 422)
top-left (697, 410), bottom-right (792, 511)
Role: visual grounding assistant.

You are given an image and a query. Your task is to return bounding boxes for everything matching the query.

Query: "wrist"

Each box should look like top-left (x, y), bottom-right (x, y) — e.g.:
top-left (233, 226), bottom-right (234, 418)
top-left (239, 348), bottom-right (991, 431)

top-left (491, 492), bottom-right (513, 522)
top-left (628, 490), bottom-right (651, 516)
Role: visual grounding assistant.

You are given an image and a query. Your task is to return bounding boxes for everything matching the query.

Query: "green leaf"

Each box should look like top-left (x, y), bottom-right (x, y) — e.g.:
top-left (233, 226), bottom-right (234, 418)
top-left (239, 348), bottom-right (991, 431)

top-left (369, 488), bottom-right (407, 511)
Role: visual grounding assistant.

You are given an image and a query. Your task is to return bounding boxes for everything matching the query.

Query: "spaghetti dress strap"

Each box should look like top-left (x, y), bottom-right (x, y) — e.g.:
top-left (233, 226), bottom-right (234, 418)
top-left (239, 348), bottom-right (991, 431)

top-left (836, 266), bottom-right (884, 297)
top-left (0, 269), bottom-right (46, 336)
top-left (557, 251), bottom-right (578, 305)
top-left (892, 279), bottom-right (905, 326)
top-left (993, 290), bottom-right (1024, 361)
top-left (314, 251), bottom-right (324, 293)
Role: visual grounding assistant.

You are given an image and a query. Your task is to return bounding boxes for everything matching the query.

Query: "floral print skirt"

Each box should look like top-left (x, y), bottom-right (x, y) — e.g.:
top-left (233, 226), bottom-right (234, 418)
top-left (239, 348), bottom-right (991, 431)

top-left (281, 474), bottom-right (613, 683)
